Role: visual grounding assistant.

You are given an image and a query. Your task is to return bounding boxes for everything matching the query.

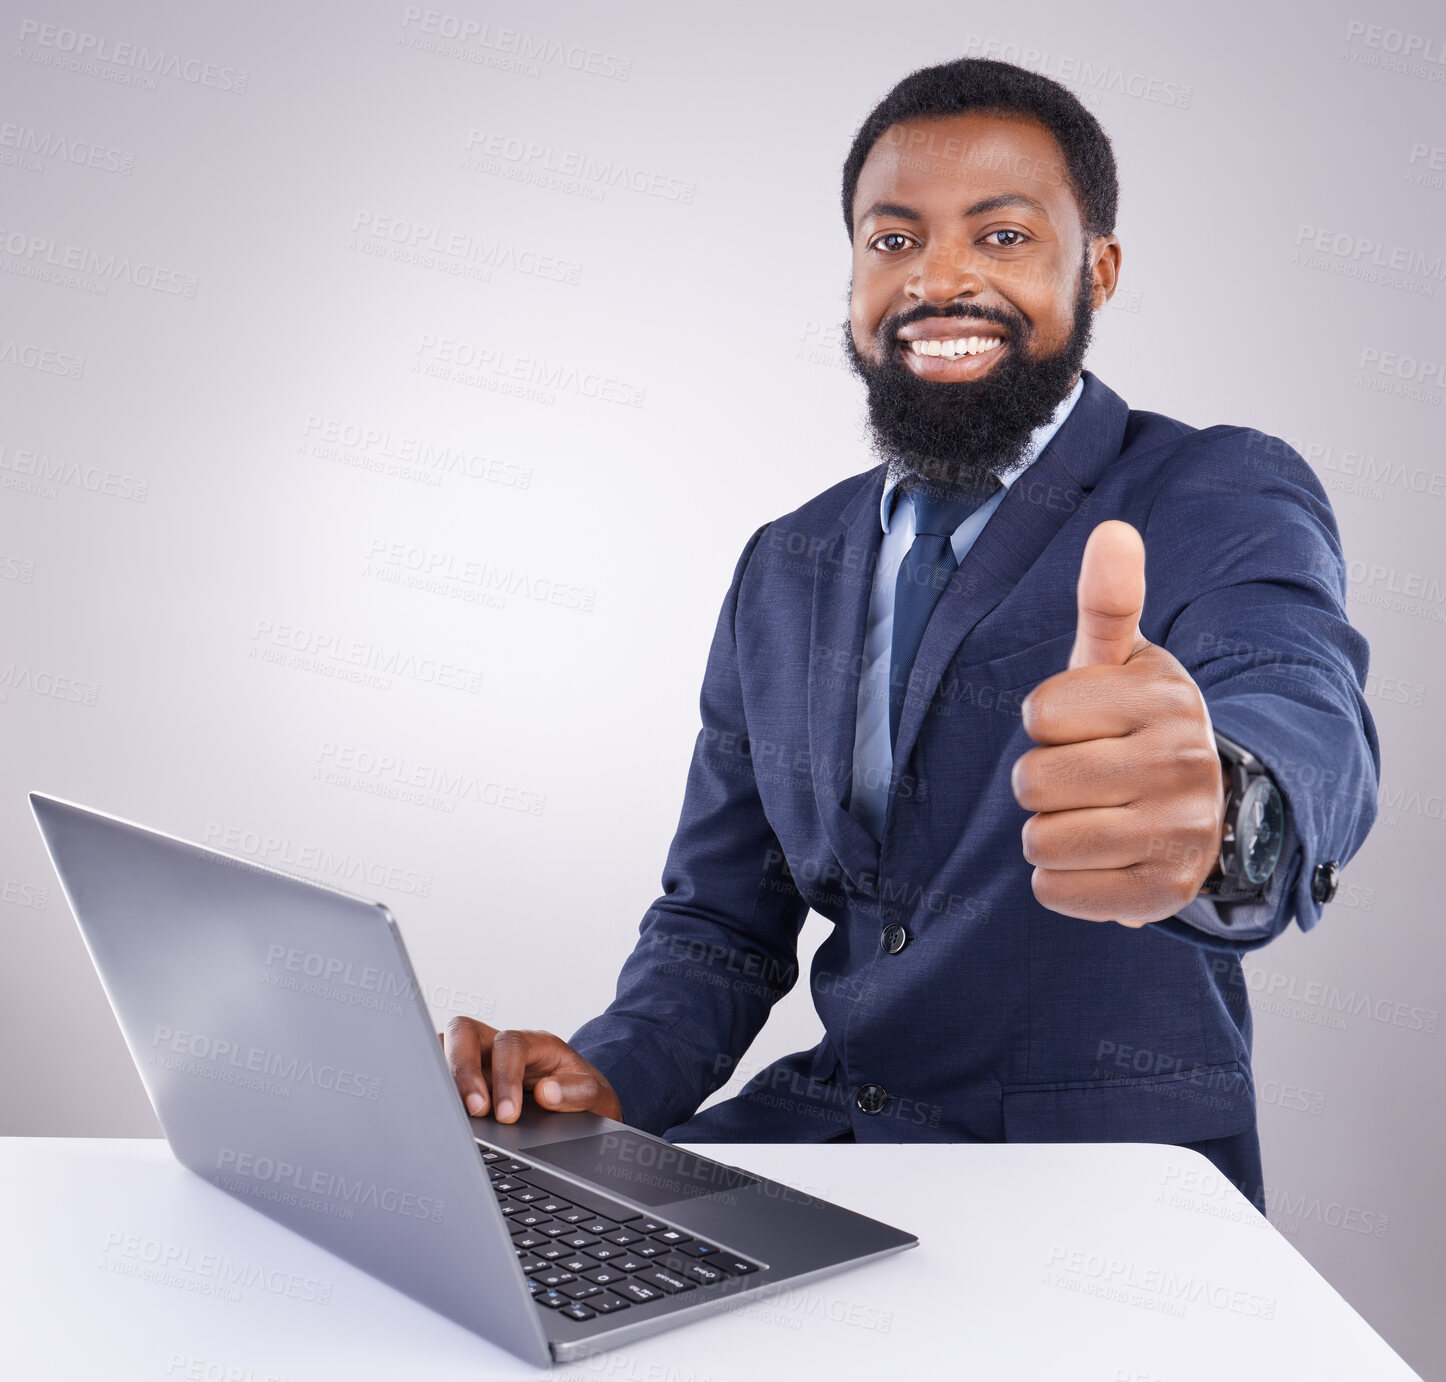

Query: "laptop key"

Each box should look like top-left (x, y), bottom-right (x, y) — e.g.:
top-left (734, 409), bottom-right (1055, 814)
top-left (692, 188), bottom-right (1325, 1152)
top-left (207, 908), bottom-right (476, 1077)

top-left (615, 1280), bottom-right (662, 1304)
top-left (673, 1258), bottom-right (728, 1287)
top-left (511, 1188), bottom-right (546, 1203)
top-left (560, 1303), bottom-right (596, 1322)
top-left (537, 1222), bottom-right (573, 1238)
top-left (561, 1281), bottom-right (602, 1301)
top-left (651, 1228), bottom-right (692, 1247)
top-left (632, 1218), bottom-right (667, 1234)
top-left (533, 1268), bottom-right (577, 1288)
top-left (722, 1257), bottom-right (759, 1276)
top-left (582, 1266), bottom-right (626, 1286)
top-left (602, 1228), bottom-right (642, 1246)
top-left (559, 1233), bottom-right (600, 1251)
top-left (537, 1198), bottom-right (572, 1215)
top-left (633, 1266), bottom-right (696, 1294)
top-left (516, 1255), bottom-right (546, 1274)
top-left (583, 1243), bottom-right (625, 1262)
top-left (535, 1289), bottom-right (569, 1310)
top-left (480, 1149), bottom-right (503, 1163)
top-left (579, 1218), bottom-right (617, 1237)
top-left (535, 1244), bottom-right (571, 1262)
top-left (611, 1254), bottom-right (649, 1273)
top-left (513, 1212), bottom-right (552, 1229)
top-left (557, 1255), bottom-right (592, 1273)
top-left (502, 1160), bottom-right (531, 1174)
top-left (588, 1291), bottom-right (633, 1315)
top-left (631, 1241), bottom-right (666, 1258)
top-left (679, 1240), bottom-right (720, 1258)
top-left (512, 1231), bottom-right (547, 1251)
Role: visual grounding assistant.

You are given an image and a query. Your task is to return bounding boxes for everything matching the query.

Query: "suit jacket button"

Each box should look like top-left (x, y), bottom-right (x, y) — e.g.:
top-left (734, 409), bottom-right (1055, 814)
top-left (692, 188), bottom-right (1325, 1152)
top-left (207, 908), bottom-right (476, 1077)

top-left (855, 1082), bottom-right (888, 1115)
top-left (1311, 861), bottom-right (1340, 904)
top-left (880, 923), bottom-right (908, 954)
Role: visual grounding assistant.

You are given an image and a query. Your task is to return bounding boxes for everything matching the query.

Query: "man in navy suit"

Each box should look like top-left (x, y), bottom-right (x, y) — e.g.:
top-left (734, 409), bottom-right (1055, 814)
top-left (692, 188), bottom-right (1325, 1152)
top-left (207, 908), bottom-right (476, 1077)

top-left (444, 59), bottom-right (1379, 1208)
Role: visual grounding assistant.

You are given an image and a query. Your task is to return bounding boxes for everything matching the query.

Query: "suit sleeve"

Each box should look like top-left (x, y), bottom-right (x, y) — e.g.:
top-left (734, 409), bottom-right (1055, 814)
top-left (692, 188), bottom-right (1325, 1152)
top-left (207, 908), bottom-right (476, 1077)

top-left (568, 523), bottom-right (812, 1131)
top-left (1142, 428), bottom-right (1381, 954)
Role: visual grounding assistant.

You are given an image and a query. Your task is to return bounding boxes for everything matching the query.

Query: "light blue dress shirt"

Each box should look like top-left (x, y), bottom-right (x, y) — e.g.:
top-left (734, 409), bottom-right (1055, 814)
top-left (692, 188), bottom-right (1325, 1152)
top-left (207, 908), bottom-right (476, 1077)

top-left (844, 374), bottom-right (1273, 941)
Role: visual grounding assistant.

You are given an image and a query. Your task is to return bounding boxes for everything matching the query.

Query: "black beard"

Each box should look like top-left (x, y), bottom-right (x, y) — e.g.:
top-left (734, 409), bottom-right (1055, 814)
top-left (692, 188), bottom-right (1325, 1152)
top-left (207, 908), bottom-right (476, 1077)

top-left (842, 260), bottom-right (1097, 501)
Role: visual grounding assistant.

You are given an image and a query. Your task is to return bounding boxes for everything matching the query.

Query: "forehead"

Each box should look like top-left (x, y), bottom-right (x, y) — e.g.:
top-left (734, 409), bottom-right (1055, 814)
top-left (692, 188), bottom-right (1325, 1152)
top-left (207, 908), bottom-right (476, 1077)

top-left (854, 111), bottom-right (1077, 227)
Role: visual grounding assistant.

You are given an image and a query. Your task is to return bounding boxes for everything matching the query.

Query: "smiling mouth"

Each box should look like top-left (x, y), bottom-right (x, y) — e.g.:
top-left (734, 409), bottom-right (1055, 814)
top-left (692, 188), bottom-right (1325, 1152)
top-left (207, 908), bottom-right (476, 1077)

top-left (895, 333), bottom-right (1008, 379)
top-left (905, 335), bottom-right (1004, 359)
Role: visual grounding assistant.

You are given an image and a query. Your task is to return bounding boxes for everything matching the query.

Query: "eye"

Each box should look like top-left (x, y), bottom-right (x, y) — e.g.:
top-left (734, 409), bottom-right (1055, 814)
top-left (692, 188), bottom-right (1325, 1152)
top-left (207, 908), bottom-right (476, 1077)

top-left (869, 232), bottom-right (915, 254)
top-left (985, 229), bottom-right (1029, 248)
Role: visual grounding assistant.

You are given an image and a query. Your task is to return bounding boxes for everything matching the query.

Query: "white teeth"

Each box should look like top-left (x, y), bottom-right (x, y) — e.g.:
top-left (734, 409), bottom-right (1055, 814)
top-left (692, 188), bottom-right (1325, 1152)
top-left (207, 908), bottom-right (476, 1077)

top-left (907, 336), bottom-right (1003, 358)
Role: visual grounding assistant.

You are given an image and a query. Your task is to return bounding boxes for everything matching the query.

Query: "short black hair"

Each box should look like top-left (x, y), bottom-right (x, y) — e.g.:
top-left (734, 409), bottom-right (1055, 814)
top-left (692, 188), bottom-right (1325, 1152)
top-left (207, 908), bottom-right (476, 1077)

top-left (841, 58), bottom-right (1118, 241)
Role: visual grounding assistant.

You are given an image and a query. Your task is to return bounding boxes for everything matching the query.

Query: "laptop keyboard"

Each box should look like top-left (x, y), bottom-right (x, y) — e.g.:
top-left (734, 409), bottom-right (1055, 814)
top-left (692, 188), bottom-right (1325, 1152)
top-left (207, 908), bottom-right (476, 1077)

top-left (477, 1140), bottom-right (762, 1325)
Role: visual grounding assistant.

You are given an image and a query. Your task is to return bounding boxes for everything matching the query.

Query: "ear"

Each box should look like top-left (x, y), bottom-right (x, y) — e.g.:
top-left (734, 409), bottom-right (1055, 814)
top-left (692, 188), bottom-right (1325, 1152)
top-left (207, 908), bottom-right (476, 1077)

top-left (1086, 234), bottom-right (1123, 309)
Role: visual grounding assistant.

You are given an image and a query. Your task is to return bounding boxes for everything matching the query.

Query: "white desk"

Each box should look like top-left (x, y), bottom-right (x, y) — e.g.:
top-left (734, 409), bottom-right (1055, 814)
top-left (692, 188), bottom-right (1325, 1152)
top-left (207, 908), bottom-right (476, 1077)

top-left (0, 1137), bottom-right (1418, 1381)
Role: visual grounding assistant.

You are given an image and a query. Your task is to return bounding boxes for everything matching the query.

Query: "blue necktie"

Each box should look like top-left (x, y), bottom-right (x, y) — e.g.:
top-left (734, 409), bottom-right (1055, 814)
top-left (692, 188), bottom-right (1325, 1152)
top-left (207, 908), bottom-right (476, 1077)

top-left (889, 481), bottom-right (1000, 750)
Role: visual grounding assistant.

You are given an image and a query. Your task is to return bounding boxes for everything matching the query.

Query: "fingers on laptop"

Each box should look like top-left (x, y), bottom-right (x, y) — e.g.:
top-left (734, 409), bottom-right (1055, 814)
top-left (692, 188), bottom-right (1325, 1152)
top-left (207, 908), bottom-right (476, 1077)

top-left (443, 1019), bottom-right (623, 1123)
top-left (488, 1029), bottom-right (614, 1122)
top-left (442, 1016), bottom-right (496, 1117)
top-left (490, 1027), bottom-right (547, 1122)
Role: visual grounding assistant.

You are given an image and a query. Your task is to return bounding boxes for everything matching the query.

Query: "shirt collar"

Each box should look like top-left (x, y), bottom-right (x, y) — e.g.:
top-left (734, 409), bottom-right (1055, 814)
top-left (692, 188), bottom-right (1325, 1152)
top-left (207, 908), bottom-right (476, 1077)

top-left (879, 373), bottom-right (1085, 534)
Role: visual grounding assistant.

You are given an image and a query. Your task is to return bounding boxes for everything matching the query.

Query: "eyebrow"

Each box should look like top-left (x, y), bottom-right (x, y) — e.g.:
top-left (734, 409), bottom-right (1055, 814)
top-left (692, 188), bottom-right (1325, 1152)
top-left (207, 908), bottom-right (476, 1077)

top-left (858, 193), bottom-right (1051, 226)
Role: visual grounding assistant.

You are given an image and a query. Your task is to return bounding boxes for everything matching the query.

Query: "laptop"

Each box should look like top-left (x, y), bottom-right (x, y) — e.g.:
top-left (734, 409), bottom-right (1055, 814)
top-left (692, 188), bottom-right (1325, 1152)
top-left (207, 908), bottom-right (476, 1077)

top-left (29, 792), bottom-right (917, 1366)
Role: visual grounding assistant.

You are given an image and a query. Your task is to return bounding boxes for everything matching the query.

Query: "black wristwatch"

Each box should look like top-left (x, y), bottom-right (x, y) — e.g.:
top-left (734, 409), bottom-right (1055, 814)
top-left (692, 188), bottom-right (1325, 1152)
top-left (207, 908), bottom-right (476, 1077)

top-left (1198, 731), bottom-right (1285, 904)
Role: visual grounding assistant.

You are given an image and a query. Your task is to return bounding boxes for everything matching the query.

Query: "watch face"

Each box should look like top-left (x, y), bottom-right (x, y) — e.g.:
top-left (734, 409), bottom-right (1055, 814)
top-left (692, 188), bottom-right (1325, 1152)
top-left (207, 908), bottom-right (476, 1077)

top-left (1240, 779), bottom-right (1285, 886)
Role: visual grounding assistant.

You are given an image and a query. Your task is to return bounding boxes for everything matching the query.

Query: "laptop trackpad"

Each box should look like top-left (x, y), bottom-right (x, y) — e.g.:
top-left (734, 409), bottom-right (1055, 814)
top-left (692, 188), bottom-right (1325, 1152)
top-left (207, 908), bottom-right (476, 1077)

top-left (524, 1129), bottom-right (759, 1207)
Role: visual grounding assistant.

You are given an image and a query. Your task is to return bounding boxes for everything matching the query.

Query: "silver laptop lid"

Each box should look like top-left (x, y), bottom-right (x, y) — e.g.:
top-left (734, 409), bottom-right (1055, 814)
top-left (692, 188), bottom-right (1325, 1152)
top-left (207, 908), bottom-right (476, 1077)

top-left (29, 792), bottom-right (551, 1368)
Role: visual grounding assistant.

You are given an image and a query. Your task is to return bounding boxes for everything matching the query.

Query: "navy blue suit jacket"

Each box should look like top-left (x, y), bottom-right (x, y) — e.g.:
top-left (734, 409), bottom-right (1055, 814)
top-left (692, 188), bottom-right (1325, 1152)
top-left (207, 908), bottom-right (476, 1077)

top-left (570, 370), bottom-right (1379, 1179)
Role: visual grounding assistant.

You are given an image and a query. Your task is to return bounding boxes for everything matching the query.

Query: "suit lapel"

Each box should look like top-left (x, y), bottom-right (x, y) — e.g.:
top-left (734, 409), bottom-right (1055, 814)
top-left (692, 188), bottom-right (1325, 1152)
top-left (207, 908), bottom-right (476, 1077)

top-left (887, 369), bottom-right (1131, 804)
top-left (807, 469), bottom-right (887, 890)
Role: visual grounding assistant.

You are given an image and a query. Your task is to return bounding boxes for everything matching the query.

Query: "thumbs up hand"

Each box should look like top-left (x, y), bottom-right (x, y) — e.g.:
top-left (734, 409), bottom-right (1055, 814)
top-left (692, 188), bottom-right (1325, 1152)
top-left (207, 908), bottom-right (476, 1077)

top-left (1010, 521), bottom-right (1229, 927)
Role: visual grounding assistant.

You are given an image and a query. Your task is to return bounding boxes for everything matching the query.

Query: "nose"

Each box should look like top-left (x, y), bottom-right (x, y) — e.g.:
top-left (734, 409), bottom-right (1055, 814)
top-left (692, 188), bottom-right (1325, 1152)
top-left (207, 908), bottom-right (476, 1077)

top-left (906, 233), bottom-right (985, 304)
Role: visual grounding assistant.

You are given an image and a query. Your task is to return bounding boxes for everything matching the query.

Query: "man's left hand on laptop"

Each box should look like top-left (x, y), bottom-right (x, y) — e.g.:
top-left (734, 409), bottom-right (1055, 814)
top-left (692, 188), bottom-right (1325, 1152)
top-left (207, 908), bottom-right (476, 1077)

top-left (441, 1017), bottom-right (625, 1124)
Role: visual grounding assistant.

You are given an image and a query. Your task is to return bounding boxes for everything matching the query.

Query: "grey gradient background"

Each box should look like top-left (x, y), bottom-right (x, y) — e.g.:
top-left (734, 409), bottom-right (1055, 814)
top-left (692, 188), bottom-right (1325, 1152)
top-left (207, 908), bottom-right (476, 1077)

top-left (2, 0), bottom-right (1441, 1374)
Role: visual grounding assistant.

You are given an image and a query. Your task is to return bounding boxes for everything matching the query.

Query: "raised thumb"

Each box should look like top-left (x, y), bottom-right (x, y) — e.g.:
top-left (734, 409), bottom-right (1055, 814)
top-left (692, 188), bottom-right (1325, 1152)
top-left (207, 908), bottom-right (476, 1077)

top-left (1070, 519), bottom-right (1147, 669)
